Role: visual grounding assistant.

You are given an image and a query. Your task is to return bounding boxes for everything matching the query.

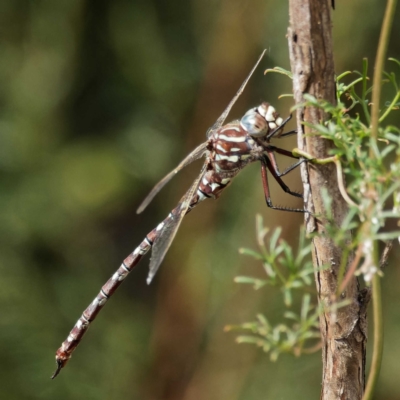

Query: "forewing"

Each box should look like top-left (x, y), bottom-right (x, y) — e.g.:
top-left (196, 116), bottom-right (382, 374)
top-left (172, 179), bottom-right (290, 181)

top-left (146, 164), bottom-right (206, 284)
top-left (137, 142), bottom-right (208, 214)
top-left (207, 49), bottom-right (266, 138)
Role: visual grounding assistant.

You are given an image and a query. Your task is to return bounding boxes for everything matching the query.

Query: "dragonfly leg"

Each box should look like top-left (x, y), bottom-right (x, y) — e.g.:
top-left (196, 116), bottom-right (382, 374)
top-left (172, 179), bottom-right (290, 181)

top-left (260, 158), bottom-right (306, 213)
top-left (266, 147), bottom-right (307, 177)
top-left (269, 146), bottom-right (299, 160)
top-left (278, 129), bottom-right (297, 138)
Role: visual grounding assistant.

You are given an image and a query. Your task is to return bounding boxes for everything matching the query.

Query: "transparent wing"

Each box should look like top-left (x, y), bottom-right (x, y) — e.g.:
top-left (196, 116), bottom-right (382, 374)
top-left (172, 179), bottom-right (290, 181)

top-left (137, 142), bottom-right (208, 214)
top-left (206, 49), bottom-right (266, 138)
top-left (138, 51), bottom-right (265, 213)
top-left (146, 164), bottom-right (207, 284)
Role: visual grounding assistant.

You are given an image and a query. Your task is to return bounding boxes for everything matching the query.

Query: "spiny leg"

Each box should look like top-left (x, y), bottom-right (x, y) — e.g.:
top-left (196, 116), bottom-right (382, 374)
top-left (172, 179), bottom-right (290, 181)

top-left (260, 158), bottom-right (306, 213)
top-left (264, 156), bottom-right (303, 199)
top-left (269, 146), bottom-right (298, 160)
top-left (278, 129), bottom-right (297, 138)
top-left (266, 147), bottom-right (307, 177)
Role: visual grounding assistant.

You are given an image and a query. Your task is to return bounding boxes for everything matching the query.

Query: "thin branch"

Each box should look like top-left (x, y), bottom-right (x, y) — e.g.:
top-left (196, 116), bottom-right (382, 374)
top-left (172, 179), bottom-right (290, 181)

top-left (363, 273), bottom-right (384, 400)
top-left (370, 0), bottom-right (398, 142)
top-left (288, 2), bottom-right (364, 399)
top-left (363, 1), bottom-right (398, 399)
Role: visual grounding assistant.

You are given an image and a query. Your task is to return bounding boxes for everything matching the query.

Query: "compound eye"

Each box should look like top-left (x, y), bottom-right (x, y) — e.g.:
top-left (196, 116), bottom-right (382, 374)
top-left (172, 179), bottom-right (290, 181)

top-left (240, 112), bottom-right (267, 137)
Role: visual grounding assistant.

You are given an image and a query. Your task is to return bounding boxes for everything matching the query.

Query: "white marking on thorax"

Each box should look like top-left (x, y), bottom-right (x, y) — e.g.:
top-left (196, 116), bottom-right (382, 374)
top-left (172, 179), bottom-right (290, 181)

top-left (156, 222), bottom-right (164, 231)
top-left (276, 117), bottom-right (283, 126)
top-left (218, 134), bottom-right (246, 142)
top-left (220, 126), bottom-right (241, 133)
top-left (216, 144), bottom-right (228, 153)
top-left (215, 154), bottom-right (239, 162)
top-left (229, 155), bottom-right (239, 162)
top-left (210, 183), bottom-right (220, 191)
top-left (230, 147), bottom-right (241, 152)
top-left (202, 176), bottom-right (209, 186)
top-left (214, 163), bottom-right (222, 172)
top-left (221, 178), bottom-right (231, 185)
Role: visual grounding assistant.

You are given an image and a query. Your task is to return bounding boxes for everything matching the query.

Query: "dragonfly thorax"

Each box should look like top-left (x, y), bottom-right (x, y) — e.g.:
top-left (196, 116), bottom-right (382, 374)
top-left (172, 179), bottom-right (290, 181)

top-left (240, 102), bottom-right (283, 138)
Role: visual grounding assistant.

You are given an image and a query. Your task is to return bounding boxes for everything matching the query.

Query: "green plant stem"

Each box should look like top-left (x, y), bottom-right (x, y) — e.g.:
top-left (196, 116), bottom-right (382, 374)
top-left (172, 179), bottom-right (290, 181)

top-left (272, 264), bottom-right (287, 285)
top-left (361, 59), bottom-right (371, 124)
top-left (370, 0), bottom-right (398, 142)
top-left (363, 273), bottom-right (384, 400)
top-left (379, 90), bottom-right (400, 122)
top-left (292, 149), bottom-right (358, 207)
top-left (363, 0), bottom-right (397, 399)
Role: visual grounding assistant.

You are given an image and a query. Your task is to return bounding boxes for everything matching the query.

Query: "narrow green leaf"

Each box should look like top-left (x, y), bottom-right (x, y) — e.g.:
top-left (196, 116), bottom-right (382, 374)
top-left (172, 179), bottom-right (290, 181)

top-left (264, 67), bottom-right (293, 79)
top-left (238, 248), bottom-right (264, 260)
top-left (301, 294), bottom-right (311, 321)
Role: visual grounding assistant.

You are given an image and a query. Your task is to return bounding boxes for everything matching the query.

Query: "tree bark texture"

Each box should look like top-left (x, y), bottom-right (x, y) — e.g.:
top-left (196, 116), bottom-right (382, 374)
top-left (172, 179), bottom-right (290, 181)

top-left (287, 1), bottom-right (368, 399)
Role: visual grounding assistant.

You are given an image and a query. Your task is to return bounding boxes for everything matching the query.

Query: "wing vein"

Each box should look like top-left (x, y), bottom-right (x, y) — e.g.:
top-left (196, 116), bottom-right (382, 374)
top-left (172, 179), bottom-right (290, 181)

top-left (137, 142), bottom-right (208, 214)
top-left (146, 164), bottom-right (207, 284)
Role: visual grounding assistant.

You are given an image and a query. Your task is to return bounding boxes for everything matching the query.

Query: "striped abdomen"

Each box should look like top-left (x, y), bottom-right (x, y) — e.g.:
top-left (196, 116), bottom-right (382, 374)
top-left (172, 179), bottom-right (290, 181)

top-left (53, 206), bottom-right (181, 377)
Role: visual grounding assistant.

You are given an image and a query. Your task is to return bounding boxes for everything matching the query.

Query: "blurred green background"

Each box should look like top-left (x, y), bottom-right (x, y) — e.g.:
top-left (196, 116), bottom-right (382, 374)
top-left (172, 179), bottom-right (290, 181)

top-left (1, 1), bottom-right (399, 399)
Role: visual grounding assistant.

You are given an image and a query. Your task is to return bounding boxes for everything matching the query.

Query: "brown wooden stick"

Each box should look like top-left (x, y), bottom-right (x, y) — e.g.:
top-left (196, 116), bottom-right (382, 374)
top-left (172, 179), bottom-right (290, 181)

top-left (288, 1), bottom-right (367, 399)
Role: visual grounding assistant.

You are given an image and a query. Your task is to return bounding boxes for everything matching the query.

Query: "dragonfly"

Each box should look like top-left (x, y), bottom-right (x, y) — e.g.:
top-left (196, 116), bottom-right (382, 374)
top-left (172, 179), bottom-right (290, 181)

top-left (52, 50), bottom-right (306, 379)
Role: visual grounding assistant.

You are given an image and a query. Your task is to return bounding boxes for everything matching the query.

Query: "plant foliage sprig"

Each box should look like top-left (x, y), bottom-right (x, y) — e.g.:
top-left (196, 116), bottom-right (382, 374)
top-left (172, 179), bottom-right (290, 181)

top-left (293, 58), bottom-right (400, 285)
top-left (225, 216), bottom-right (322, 360)
top-left (230, 57), bottom-right (400, 368)
top-left (235, 215), bottom-right (314, 307)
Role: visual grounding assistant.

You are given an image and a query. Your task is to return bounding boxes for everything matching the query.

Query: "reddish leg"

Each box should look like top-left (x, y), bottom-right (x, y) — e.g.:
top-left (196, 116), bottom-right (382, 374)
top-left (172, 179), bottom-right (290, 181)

top-left (260, 158), bottom-right (306, 213)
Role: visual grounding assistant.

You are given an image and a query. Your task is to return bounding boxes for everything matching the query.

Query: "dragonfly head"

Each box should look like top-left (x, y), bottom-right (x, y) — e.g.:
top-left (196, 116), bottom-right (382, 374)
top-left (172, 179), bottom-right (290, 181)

top-left (240, 102), bottom-right (283, 138)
